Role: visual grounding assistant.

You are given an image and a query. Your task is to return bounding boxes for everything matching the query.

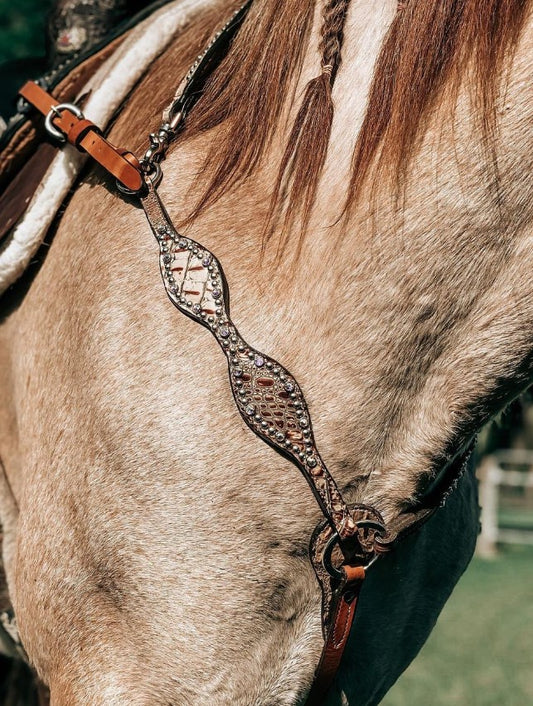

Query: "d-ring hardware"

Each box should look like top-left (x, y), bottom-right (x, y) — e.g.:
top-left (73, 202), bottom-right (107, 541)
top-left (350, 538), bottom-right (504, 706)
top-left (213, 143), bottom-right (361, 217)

top-left (322, 525), bottom-right (384, 581)
top-left (116, 162), bottom-right (162, 196)
top-left (44, 103), bottom-right (84, 143)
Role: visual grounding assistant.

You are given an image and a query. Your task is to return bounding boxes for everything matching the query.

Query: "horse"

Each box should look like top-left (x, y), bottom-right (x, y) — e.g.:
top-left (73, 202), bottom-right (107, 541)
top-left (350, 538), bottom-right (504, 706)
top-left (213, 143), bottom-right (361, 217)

top-left (0, 0), bottom-right (532, 703)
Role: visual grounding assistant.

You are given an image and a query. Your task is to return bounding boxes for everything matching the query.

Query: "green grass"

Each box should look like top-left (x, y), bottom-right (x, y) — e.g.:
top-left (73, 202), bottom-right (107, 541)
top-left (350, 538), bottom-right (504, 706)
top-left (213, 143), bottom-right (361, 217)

top-left (382, 546), bottom-right (533, 705)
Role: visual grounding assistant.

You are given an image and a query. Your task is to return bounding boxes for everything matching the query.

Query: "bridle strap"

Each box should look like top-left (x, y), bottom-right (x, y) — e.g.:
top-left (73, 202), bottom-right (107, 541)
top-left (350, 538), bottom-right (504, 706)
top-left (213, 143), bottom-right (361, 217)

top-left (306, 565), bottom-right (365, 704)
top-left (17, 81), bottom-right (143, 192)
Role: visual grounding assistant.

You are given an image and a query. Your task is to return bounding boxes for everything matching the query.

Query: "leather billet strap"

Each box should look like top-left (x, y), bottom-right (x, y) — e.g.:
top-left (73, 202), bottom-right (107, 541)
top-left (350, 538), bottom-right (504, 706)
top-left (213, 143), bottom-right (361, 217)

top-left (306, 565), bottom-right (365, 706)
top-left (17, 81), bottom-right (143, 192)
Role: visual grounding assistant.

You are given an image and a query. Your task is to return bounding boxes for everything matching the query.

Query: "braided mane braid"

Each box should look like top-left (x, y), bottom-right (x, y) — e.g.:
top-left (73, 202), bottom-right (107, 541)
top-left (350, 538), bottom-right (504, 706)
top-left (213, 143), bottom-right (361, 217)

top-left (265, 0), bottom-right (351, 251)
top-left (320, 0), bottom-right (350, 81)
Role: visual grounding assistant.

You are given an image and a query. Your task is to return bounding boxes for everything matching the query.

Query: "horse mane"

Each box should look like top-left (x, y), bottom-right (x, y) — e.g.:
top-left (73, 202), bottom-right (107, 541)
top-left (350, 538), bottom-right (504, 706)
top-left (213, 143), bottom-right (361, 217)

top-left (179, 0), bottom-right (530, 239)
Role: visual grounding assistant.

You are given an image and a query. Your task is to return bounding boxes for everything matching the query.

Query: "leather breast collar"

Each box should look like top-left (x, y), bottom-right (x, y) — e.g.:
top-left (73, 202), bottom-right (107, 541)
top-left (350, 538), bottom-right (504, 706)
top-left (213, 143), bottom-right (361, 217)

top-left (4, 2), bottom-right (475, 701)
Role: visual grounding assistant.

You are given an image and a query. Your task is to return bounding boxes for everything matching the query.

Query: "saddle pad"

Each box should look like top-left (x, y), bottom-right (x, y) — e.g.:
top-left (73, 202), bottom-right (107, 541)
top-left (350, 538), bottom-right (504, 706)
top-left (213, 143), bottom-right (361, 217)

top-left (0, 0), bottom-right (216, 297)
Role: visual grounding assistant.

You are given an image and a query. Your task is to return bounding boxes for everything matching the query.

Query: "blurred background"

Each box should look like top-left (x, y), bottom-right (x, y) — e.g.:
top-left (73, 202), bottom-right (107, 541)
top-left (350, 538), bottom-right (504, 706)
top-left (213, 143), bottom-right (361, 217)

top-left (0, 1), bottom-right (532, 704)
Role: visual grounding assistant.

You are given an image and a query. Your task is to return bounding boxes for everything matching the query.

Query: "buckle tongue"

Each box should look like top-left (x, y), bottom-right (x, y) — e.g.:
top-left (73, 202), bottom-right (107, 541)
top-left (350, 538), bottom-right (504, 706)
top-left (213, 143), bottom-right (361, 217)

top-left (44, 102), bottom-right (85, 143)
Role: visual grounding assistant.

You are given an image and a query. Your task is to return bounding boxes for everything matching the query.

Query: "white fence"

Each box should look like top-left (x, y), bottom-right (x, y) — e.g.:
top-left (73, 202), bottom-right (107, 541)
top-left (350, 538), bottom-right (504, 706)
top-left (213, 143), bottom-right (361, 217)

top-left (477, 450), bottom-right (533, 557)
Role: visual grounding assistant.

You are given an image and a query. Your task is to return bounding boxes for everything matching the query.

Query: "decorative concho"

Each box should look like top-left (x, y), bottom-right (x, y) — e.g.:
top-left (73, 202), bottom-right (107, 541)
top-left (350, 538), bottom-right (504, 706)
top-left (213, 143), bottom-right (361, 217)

top-left (142, 189), bottom-right (357, 540)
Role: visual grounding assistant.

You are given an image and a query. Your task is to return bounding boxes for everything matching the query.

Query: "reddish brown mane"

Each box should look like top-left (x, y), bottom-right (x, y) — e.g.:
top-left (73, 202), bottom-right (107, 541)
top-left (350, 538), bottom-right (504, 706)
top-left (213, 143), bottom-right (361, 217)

top-left (181, 0), bottom-right (530, 228)
top-left (115, 0), bottom-right (531, 242)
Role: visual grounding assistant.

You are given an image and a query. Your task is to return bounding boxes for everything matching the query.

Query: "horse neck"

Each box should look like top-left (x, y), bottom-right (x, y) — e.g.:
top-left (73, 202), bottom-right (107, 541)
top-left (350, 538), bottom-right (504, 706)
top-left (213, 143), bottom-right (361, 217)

top-left (105, 0), bottom-right (533, 520)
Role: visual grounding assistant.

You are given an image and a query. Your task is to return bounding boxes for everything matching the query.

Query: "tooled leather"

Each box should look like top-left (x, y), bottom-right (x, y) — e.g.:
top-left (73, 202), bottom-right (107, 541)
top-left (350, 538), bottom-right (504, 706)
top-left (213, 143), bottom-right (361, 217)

top-left (141, 187), bottom-right (391, 547)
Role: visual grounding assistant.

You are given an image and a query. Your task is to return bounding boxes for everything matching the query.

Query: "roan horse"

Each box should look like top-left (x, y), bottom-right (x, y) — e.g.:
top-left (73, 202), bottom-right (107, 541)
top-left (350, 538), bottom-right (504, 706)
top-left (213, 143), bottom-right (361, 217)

top-left (0, 0), bottom-right (532, 703)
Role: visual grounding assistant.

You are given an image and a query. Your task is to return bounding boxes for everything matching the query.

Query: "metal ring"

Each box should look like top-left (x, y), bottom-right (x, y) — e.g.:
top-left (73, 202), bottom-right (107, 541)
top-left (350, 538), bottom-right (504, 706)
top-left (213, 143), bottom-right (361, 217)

top-left (356, 519), bottom-right (387, 535)
top-left (116, 163), bottom-right (161, 196)
top-left (322, 531), bottom-right (380, 581)
top-left (44, 103), bottom-right (84, 143)
top-left (323, 532), bottom-right (344, 580)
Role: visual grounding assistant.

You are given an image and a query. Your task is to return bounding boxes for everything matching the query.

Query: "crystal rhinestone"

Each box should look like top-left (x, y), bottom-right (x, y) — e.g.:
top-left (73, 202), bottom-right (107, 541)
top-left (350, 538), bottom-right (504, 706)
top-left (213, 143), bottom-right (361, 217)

top-left (284, 382), bottom-right (295, 393)
top-left (254, 356), bottom-right (265, 368)
top-left (202, 256), bottom-right (211, 267)
top-left (178, 238), bottom-right (188, 248)
top-left (306, 456), bottom-right (317, 468)
top-left (219, 326), bottom-right (230, 338)
top-left (233, 368), bottom-right (243, 378)
top-left (212, 289), bottom-right (221, 299)
top-left (163, 254), bottom-right (172, 264)
top-left (245, 404), bottom-right (255, 416)
top-left (192, 304), bottom-right (202, 314)
top-left (157, 225), bottom-right (166, 235)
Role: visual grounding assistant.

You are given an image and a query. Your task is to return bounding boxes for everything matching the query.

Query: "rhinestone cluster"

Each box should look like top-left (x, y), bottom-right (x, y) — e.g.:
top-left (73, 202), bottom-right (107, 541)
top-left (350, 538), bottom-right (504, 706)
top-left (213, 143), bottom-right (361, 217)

top-left (153, 219), bottom-right (354, 535)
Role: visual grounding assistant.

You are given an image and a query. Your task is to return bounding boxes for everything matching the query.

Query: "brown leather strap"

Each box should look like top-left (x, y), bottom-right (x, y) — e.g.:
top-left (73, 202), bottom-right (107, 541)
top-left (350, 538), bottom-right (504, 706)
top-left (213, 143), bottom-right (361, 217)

top-left (306, 565), bottom-right (365, 705)
top-left (18, 81), bottom-right (142, 192)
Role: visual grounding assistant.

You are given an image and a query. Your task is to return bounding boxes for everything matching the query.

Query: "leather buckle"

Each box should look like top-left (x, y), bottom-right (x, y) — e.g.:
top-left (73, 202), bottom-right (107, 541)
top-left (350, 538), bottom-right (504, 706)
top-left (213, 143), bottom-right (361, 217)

top-left (44, 102), bottom-right (84, 143)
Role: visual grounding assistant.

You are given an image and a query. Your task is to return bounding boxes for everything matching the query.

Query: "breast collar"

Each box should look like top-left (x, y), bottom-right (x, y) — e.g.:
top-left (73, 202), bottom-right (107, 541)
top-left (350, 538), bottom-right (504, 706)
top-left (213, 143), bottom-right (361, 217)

top-left (13, 2), bottom-right (475, 701)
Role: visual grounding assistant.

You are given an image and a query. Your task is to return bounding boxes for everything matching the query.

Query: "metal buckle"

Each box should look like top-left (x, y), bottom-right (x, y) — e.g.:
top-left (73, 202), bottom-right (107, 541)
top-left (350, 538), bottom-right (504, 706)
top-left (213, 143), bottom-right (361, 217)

top-left (44, 102), bottom-right (84, 143)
